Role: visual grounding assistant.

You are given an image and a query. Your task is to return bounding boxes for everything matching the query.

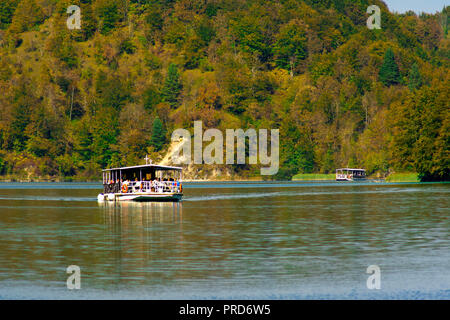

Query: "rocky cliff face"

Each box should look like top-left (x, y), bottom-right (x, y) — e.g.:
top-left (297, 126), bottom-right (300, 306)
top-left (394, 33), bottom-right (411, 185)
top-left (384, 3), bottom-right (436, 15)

top-left (158, 138), bottom-right (235, 181)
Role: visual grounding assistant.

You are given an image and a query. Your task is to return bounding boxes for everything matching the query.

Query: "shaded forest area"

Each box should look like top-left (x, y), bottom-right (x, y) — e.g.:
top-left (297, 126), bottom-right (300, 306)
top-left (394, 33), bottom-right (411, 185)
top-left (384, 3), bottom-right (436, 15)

top-left (0, 0), bottom-right (448, 181)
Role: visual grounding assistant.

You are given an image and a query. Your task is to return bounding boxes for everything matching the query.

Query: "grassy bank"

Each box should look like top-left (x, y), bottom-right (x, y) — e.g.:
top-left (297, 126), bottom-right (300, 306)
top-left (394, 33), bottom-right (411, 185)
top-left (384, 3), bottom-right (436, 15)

top-left (292, 173), bottom-right (336, 181)
top-left (386, 172), bottom-right (420, 182)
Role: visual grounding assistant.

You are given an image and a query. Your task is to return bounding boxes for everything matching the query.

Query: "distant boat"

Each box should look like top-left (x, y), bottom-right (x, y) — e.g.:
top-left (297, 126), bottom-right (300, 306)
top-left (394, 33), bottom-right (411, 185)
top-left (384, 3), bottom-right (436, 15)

top-left (97, 163), bottom-right (183, 202)
top-left (336, 168), bottom-right (366, 181)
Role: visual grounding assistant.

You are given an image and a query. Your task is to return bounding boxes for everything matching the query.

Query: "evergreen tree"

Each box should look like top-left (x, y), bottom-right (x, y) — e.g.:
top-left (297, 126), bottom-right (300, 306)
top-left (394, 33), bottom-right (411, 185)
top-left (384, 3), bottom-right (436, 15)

top-left (273, 20), bottom-right (307, 75)
top-left (408, 63), bottom-right (422, 91)
top-left (151, 117), bottom-right (166, 151)
top-left (0, 0), bottom-right (19, 29)
top-left (74, 3), bottom-right (97, 41)
top-left (379, 48), bottom-right (401, 86)
top-left (9, 79), bottom-right (34, 151)
top-left (230, 15), bottom-right (272, 62)
top-left (95, 0), bottom-right (121, 35)
top-left (10, 102), bottom-right (31, 151)
top-left (161, 63), bottom-right (182, 108)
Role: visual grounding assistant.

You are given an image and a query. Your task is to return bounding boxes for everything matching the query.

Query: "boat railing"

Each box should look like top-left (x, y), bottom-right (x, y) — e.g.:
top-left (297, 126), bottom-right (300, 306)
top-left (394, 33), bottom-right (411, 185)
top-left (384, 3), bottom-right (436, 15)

top-left (122, 181), bottom-right (181, 194)
top-left (103, 182), bottom-right (121, 193)
top-left (336, 170), bottom-right (366, 180)
top-left (104, 181), bottom-right (182, 194)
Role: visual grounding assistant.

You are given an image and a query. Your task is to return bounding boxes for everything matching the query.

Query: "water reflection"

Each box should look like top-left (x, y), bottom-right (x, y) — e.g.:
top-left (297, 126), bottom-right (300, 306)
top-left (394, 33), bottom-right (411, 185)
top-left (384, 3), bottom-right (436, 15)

top-left (101, 201), bottom-right (183, 226)
top-left (95, 201), bottom-right (185, 287)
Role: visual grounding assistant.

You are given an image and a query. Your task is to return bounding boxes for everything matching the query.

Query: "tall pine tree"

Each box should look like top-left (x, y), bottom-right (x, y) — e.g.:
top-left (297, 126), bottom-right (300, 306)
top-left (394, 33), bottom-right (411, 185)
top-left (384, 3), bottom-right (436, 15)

top-left (151, 117), bottom-right (166, 151)
top-left (161, 63), bottom-right (182, 108)
top-left (379, 48), bottom-right (401, 86)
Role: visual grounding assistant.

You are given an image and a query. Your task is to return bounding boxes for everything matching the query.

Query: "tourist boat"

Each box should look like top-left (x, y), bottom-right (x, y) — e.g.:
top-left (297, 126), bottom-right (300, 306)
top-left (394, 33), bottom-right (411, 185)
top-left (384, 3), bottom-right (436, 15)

top-left (336, 168), bottom-right (366, 181)
top-left (97, 163), bottom-right (183, 202)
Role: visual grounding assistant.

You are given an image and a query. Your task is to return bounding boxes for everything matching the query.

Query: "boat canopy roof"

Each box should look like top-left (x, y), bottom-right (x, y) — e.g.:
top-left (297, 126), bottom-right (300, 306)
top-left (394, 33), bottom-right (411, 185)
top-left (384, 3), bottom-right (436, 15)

top-left (336, 168), bottom-right (365, 171)
top-left (103, 164), bottom-right (182, 172)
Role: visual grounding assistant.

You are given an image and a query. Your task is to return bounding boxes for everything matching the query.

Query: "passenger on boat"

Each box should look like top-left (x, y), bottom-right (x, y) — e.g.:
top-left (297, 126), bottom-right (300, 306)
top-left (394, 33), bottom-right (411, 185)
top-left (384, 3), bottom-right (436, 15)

top-left (132, 178), bottom-right (138, 193)
top-left (107, 180), bottom-right (113, 193)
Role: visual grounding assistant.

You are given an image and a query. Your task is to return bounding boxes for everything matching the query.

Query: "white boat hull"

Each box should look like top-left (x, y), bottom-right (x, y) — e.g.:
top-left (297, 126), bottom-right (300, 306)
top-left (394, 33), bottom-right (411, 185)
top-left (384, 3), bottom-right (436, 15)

top-left (98, 192), bottom-right (183, 202)
top-left (336, 178), bottom-right (367, 181)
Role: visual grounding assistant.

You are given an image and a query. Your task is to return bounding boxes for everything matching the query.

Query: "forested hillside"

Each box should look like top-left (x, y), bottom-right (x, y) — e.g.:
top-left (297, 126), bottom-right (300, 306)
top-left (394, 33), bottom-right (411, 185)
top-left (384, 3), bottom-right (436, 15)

top-left (0, 0), bottom-right (448, 181)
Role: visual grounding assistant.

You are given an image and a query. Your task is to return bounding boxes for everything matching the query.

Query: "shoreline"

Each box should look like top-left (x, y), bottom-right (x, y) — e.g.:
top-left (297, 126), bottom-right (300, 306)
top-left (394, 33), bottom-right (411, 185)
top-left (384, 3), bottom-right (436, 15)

top-left (0, 172), bottom-right (436, 183)
top-left (0, 178), bottom-right (432, 184)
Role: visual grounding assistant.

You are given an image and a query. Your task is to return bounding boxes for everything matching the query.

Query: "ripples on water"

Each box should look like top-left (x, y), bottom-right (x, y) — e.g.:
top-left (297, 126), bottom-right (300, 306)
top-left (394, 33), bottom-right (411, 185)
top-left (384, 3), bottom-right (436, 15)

top-left (0, 181), bottom-right (448, 299)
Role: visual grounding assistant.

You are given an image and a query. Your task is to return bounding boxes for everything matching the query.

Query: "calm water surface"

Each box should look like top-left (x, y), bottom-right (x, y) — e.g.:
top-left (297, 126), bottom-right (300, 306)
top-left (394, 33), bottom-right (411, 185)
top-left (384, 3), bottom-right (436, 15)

top-left (0, 181), bottom-right (448, 299)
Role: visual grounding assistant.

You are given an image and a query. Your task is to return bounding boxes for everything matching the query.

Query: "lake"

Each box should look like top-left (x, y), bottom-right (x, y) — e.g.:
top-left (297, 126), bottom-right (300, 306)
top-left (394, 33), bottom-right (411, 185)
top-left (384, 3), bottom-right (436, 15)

top-left (0, 181), bottom-right (448, 299)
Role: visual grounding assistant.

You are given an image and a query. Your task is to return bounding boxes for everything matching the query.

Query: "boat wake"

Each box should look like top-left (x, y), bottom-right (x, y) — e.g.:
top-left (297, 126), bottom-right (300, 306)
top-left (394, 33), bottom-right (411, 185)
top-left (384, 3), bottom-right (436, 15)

top-left (0, 196), bottom-right (95, 202)
top-left (184, 187), bottom-right (448, 202)
top-left (184, 192), bottom-right (284, 201)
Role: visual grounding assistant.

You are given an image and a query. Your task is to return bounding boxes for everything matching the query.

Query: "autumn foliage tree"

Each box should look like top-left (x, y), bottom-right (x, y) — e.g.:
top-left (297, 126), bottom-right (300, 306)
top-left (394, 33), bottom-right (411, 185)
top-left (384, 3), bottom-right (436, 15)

top-left (390, 81), bottom-right (449, 181)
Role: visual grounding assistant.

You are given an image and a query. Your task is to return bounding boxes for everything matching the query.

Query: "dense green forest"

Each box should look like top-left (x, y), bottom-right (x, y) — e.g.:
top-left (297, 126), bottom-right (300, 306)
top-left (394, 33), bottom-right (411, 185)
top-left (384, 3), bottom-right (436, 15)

top-left (0, 0), bottom-right (448, 181)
